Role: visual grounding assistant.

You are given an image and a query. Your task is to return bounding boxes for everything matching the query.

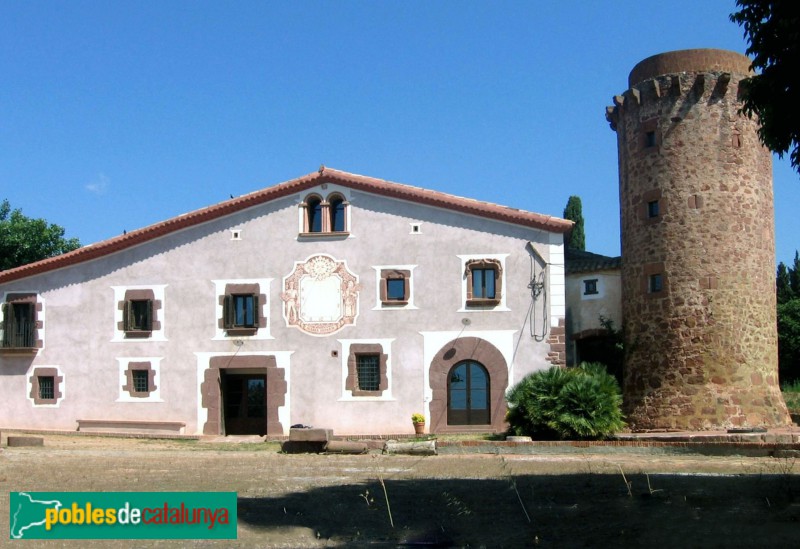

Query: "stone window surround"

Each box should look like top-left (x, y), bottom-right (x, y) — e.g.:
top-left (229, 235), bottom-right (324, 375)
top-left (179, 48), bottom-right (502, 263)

top-left (642, 262), bottom-right (669, 297)
top-left (118, 289), bottom-right (162, 338)
top-left (640, 117), bottom-right (661, 152)
top-left (583, 279), bottom-right (599, 296)
top-left (639, 189), bottom-right (665, 225)
top-left (299, 190), bottom-right (350, 236)
top-left (345, 343), bottom-right (389, 397)
top-left (121, 361), bottom-right (157, 398)
top-left (112, 286), bottom-right (166, 342)
top-left (464, 258), bottom-right (503, 307)
top-left (1, 292), bottom-right (43, 351)
top-left (219, 283), bottom-right (267, 336)
top-left (379, 269), bottom-right (411, 306)
top-left (29, 366), bottom-right (63, 406)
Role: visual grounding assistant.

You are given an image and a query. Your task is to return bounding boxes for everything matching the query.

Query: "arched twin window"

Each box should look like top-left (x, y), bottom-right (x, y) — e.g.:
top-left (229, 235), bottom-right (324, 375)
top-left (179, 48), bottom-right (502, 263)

top-left (302, 192), bottom-right (348, 234)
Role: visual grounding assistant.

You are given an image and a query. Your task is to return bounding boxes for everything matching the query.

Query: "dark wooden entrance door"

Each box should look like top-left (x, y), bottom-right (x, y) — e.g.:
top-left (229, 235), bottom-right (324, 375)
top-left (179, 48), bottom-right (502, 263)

top-left (222, 373), bottom-right (267, 435)
top-left (447, 360), bottom-right (490, 425)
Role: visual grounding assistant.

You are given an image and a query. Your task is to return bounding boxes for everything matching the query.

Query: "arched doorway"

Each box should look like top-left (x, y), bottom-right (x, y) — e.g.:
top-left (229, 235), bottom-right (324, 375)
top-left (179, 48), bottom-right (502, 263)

top-left (428, 337), bottom-right (508, 433)
top-left (447, 360), bottom-right (490, 425)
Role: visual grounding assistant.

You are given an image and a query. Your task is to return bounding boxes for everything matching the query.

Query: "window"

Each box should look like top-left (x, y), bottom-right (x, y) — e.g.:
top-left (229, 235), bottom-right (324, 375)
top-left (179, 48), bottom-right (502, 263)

top-left (386, 278), bottom-right (406, 301)
top-left (125, 300), bottom-right (152, 332)
top-left (346, 343), bottom-right (388, 396)
top-left (465, 259), bottom-right (503, 306)
top-left (447, 360), bottom-right (490, 425)
top-left (472, 268), bottom-right (496, 299)
top-left (583, 279), bottom-right (598, 295)
top-left (379, 269), bottom-right (411, 306)
top-left (306, 196), bottom-right (323, 233)
top-left (329, 195), bottom-right (346, 232)
top-left (117, 289), bottom-right (162, 339)
top-left (301, 191), bottom-right (349, 235)
top-left (226, 294), bottom-right (258, 328)
top-left (649, 273), bottom-right (664, 293)
top-left (132, 370), bottom-right (150, 393)
top-left (641, 118), bottom-right (658, 151)
top-left (38, 376), bottom-right (54, 400)
top-left (29, 367), bottom-right (63, 405)
top-left (647, 200), bottom-right (660, 218)
top-left (1, 300), bottom-right (36, 349)
top-left (120, 359), bottom-right (160, 400)
top-left (220, 283), bottom-right (264, 336)
top-left (356, 354), bottom-right (381, 391)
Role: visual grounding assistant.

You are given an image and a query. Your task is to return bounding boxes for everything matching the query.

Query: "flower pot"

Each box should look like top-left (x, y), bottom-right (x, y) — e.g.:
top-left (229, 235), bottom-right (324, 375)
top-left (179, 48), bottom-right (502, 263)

top-left (413, 422), bottom-right (425, 435)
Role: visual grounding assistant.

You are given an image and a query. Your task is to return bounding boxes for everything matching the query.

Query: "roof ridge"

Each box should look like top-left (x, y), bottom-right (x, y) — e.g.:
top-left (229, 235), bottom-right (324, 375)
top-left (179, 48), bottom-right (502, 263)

top-left (0, 167), bottom-right (572, 283)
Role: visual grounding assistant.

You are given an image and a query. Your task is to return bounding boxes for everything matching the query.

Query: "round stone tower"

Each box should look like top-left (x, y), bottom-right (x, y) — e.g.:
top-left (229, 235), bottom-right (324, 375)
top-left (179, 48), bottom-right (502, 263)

top-left (606, 49), bottom-right (790, 431)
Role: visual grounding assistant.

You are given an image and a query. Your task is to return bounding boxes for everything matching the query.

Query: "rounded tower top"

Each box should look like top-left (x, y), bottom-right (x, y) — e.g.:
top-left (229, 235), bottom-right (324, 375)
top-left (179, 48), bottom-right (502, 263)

top-left (628, 48), bottom-right (752, 88)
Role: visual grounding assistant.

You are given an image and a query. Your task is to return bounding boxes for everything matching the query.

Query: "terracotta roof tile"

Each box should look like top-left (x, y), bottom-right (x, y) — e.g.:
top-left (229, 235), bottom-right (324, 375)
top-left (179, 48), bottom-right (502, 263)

top-left (0, 167), bottom-right (572, 283)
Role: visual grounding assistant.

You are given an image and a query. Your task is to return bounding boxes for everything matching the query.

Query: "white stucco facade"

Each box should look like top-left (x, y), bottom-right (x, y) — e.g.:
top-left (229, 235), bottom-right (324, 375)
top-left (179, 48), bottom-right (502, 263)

top-left (0, 168), bottom-right (571, 436)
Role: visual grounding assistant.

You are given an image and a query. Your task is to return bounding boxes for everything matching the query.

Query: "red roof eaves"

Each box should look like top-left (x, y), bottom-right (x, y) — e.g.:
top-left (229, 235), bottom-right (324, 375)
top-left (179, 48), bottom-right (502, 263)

top-left (0, 168), bottom-right (572, 284)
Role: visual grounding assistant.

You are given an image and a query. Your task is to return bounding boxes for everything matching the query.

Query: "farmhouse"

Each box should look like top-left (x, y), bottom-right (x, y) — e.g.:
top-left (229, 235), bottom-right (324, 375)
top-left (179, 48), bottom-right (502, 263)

top-left (0, 167), bottom-right (572, 436)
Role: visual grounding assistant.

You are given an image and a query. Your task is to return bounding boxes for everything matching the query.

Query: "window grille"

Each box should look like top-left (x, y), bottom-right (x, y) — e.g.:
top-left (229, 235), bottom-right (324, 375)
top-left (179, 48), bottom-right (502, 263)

top-left (356, 355), bottom-right (380, 392)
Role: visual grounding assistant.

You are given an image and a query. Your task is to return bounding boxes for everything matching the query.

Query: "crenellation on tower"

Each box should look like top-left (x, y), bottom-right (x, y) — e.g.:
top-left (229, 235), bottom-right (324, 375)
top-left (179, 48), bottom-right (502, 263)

top-left (608, 48), bottom-right (790, 431)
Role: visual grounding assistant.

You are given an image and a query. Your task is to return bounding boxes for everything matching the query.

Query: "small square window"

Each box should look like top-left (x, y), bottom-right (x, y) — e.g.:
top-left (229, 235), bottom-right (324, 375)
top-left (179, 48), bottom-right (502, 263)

top-left (583, 279), bottom-right (598, 295)
top-left (648, 200), bottom-right (660, 218)
top-left (386, 278), bottom-right (406, 301)
top-left (356, 354), bottom-right (381, 392)
top-left (38, 376), bottom-right (54, 400)
top-left (649, 274), bottom-right (664, 293)
top-left (132, 370), bottom-right (149, 393)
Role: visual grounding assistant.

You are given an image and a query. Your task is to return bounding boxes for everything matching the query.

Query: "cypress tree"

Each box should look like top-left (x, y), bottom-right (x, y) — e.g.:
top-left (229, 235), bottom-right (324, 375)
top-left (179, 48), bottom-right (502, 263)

top-left (563, 196), bottom-right (585, 251)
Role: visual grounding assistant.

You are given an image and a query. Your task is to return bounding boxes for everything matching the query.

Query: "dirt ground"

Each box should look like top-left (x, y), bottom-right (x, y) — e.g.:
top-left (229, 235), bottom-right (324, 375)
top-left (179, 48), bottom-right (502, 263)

top-left (2, 434), bottom-right (800, 548)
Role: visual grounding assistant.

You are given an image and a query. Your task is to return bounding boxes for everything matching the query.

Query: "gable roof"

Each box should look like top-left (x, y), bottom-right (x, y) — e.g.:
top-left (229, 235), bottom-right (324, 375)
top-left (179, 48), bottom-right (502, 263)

top-left (565, 249), bottom-right (622, 274)
top-left (0, 167), bottom-right (573, 283)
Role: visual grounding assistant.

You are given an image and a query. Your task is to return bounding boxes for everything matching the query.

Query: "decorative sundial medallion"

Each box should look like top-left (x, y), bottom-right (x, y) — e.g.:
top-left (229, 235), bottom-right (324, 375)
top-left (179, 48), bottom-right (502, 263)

top-left (281, 254), bottom-right (360, 336)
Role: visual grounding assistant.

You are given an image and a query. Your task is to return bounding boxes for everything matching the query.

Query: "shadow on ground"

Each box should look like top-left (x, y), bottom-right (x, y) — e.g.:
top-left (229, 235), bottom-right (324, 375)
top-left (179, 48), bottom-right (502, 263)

top-left (238, 473), bottom-right (800, 547)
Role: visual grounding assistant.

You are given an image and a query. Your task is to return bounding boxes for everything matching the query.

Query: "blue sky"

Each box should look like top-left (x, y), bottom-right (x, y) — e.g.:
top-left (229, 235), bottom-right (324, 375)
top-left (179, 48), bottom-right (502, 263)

top-left (1, 1), bottom-right (798, 265)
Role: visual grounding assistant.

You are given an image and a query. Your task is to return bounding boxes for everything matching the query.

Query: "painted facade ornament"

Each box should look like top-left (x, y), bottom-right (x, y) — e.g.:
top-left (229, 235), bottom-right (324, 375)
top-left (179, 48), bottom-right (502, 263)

top-left (282, 254), bottom-right (360, 335)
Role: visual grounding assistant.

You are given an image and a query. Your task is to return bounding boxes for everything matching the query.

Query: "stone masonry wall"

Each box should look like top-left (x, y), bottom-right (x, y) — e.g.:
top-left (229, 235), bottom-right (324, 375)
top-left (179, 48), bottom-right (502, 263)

top-left (607, 49), bottom-right (790, 431)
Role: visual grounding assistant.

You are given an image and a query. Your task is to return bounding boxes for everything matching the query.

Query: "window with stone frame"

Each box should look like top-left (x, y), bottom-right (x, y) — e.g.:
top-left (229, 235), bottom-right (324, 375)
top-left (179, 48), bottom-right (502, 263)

top-left (220, 283), bottom-right (265, 336)
top-left (29, 367), bottom-right (63, 405)
top-left (465, 259), bottom-right (503, 306)
top-left (1, 293), bottom-right (40, 350)
top-left (379, 269), bottom-right (411, 306)
top-left (346, 344), bottom-right (388, 396)
top-left (118, 289), bottom-right (161, 338)
top-left (583, 279), bottom-right (599, 296)
top-left (300, 192), bottom-right (349, 235)
top-left (122, 361), bottom-right (157, 398)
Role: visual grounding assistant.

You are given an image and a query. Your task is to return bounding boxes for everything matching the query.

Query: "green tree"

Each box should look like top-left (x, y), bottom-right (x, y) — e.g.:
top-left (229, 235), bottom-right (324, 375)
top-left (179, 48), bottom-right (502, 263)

top-left (0, 199), bottom-right (81, 271)
top-left (777, 261), bottom-right (794, 304)
top-left (730, 1), bottom-right (800, 175)
top-left (563, 195), bottom-right (585, 251)
top-left (778, 299), bottom-right (800, 384)
top-left (791, 251), bottom-right (800, 296)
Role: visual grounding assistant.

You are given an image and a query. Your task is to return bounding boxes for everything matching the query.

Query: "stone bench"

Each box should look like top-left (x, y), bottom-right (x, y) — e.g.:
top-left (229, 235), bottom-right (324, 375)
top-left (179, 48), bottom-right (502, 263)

top-left (282, 427), bottom-right (333, 453)
top-left (7, 436), bottom-right (44, 447)
top-left (77, 419), bottom-right (186, 435)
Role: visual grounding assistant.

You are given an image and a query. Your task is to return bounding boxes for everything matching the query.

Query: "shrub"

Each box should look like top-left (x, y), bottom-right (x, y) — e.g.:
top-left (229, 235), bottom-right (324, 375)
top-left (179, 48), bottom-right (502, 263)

top-left (506, 363), bottom-right (625, 440)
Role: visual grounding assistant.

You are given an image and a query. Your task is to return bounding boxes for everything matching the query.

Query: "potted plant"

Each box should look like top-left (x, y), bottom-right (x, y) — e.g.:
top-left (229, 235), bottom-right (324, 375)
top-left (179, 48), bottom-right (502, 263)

top-left (411, 413), bottom-right (426, 435)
